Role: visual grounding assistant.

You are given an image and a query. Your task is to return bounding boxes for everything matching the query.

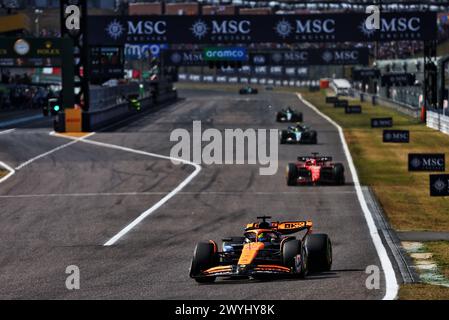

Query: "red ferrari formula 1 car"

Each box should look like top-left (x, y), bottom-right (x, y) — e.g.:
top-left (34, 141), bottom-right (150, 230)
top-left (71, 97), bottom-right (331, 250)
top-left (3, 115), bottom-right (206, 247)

top-left (189, 216), bottom-right (332, 283)
top-left (286, 153), bottom-right (345, 186)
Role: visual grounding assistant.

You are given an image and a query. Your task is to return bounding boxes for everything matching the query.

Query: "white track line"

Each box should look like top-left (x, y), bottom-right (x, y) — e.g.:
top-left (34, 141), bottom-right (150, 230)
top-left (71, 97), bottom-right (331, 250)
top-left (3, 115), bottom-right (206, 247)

top-left (0, 129), bottom-right (16, 135)
top-left (52, 132), bottom-right (202, 247)
top-left (0, 130), bottom-right (17, 184)
top-left (0, 114), bottom-right (43, 128)
top-left (0, 161), bottom-right (15, 184)
top-left (14, 133), bottom-right (96, 171)
top-left (0, 190), bottom-right (356, 199)
top-left (296, 94), bottom-right (398, 300)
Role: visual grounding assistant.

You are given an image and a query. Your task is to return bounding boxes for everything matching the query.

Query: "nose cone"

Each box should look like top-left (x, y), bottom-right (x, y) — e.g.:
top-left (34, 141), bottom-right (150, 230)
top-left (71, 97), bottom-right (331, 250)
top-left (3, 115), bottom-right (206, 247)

top-left (238, 242), bottom-right (264, 266)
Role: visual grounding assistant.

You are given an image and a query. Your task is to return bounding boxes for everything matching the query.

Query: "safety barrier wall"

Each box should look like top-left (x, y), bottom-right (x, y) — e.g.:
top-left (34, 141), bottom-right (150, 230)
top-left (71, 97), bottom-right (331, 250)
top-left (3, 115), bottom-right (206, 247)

top-left (427, 109), bottom-right (449, 135)
top-left (378, 86), bottom-right (421, 109)
top-left (351, 90), bottom-right (420, 118)
top-left (56, 82), bottom-right (178, 132)
top-left (84, 85), bottom-right (178, 131)
top-left (178, 73), bottom-right (320, 88)
top-left (90, 84), bottom-right (143, 111)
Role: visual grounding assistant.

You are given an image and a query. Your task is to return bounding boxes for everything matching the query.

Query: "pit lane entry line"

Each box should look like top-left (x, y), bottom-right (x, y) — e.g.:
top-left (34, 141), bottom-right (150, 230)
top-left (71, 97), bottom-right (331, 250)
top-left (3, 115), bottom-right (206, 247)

top-left (0, 129), bottom-right (16, 135)
top-left (14, 132), bottom-right (96, 171)
top-left (0, 130), bottom-right (17, 184)
top-left (296, 93), bottom-right (399, 301)
top-left (51, 132), bottom-right (202, 247)
top-left (0, 161), bottom-right (15, 185)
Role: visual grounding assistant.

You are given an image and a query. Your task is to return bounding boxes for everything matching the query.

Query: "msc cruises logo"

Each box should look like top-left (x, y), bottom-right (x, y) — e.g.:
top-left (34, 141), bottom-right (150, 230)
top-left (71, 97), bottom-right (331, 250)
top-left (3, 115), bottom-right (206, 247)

top-left (275, 19), bottom-right (293, 38)
top-left (106, 20), bottom-right (125, 40)
top-left (190, 19), bottom-right (252, 40)
top-left (359, 20), bottom-right (376, 38)
top-left (433, 178), bottom-right (447, 193)
top-left (170, 52), bottom-right (183, 64)
top-left (321, 51), bottom-right (333, 63)
top-left (430, 174), bottom-right (449, 197)
top-left (191, 20), bottom-right (209, 39)
top-left (409, 154), bottom-right (445, 172)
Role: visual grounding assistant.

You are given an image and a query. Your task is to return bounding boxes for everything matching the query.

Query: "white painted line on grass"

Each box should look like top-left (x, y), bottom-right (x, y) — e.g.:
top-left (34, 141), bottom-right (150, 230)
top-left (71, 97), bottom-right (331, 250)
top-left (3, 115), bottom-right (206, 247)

top-left (296, 93), bottom-right (399, 301)
top-left (14, 132), bottom-right (96, 171)
top-left (52, 132), bottom-right (202, 247)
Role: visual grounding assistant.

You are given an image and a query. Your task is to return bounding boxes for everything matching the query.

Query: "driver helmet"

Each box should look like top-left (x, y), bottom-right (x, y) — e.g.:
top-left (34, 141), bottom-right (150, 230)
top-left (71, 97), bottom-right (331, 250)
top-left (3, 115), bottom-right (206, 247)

top-left (258, 232), bottom-right (271, 242)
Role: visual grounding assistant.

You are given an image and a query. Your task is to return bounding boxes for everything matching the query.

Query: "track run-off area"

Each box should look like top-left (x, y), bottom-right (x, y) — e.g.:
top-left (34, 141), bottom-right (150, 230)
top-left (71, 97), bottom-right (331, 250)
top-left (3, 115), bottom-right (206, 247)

top-left (0, 87), bottom-right (398, 299)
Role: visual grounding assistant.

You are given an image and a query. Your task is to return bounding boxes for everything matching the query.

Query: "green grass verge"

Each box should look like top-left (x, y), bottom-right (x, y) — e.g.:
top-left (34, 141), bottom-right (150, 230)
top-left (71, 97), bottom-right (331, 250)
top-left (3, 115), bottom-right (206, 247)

top-left (302, 90), bottom-right (449, 232)
top-left (425, 241), bottom-right (449, 279)
top-left (302, 90), bottom-right (449, 299)
top-left (399, 283), bottom-right (449, 300)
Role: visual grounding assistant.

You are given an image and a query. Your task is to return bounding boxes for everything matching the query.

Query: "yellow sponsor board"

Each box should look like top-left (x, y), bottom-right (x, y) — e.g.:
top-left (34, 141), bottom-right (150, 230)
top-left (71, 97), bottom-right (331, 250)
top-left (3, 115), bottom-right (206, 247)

top-left (65, 108), bottom-right (83, 133)
top-left (0, 14), bottom-right (31, 34)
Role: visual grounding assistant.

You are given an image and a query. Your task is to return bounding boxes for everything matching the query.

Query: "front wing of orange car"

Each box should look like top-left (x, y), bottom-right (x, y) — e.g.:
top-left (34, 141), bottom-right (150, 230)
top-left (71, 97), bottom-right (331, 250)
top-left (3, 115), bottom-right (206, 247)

top-left (193, 264), bottom-right (293, 279)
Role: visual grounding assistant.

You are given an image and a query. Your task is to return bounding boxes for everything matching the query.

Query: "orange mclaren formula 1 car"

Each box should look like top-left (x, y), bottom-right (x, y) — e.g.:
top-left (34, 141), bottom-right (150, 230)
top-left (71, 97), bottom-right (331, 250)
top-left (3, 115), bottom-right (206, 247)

top-left (189, 216), bottom-right (332, 283)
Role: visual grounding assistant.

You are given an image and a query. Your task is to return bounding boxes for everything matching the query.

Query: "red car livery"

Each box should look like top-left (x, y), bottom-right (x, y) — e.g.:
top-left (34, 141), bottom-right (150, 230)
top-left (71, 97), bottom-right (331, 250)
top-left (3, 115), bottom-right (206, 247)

top-left (286, 153), bottom-right (345, 186)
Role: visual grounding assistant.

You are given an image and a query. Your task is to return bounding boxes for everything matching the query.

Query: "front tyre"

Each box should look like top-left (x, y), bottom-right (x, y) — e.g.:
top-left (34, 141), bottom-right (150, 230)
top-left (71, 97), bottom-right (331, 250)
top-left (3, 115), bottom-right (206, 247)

top-left (190, 242), bottom-right (218, 283)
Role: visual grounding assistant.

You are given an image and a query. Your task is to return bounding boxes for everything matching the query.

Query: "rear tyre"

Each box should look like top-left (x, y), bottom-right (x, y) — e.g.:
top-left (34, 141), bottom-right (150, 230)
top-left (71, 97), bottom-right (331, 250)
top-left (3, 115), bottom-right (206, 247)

top-left (280, 130), bottom-right (288, 144)
top-left (276, 112), bottom-right (283, 122)
top-left (292, 113), bottom-right (303, 123)
top-left (309, 131), bottom-right (318, 144)
top-left (190, 242), bottom-right (218, 283)
top-left (282, 240), bottom-right (307, 278)
top-left (333, 163), bottom-right (345, 185)
top-left (305, 234), bottom-right (332, 272)
top-left (286, 164), bottom-right (298, 186)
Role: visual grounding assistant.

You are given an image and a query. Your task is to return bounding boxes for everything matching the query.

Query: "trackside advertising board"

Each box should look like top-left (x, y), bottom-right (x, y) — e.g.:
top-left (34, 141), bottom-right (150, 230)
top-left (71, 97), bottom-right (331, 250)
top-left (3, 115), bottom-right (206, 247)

top-left (383, 130), bottom-right (410, 143)
top-left (409, 154), bottom-right (445, 172)
top-left (345, 105), bottom-right (362, 114)
top-left (203, 47), bottom-right (248, 62)
top-left (87, 12), bottom-right (437, 45)
top-left (430, 174), bottom-right (449, 197)
top-left (250, 48), bottom-right (369, 66)
top-left (163, 48), bottom-right (368, 66)
top-left (371, 118), bottom-right (393, 128)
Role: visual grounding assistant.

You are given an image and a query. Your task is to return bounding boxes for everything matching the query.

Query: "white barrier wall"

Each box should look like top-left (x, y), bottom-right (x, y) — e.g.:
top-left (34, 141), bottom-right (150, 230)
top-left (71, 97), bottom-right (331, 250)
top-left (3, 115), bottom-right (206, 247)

top-left (178, 73), bottom-right (320, 88)
top-left (427, 110), bottom-right (449, 135)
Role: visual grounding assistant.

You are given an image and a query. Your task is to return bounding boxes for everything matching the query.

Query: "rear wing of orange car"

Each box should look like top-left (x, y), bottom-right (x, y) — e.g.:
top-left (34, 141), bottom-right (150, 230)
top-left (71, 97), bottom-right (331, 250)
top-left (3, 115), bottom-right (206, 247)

top-left (245, 220), bottom-right (313, 235)
top-left (275, 221), bottom-right (313, 235)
